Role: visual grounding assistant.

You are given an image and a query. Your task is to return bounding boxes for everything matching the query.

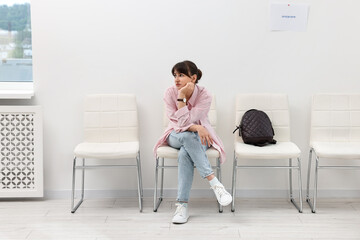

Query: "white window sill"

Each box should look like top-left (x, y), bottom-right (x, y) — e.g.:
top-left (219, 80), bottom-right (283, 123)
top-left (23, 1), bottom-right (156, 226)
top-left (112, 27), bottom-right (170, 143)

top-left (0, 82), bottom-right (34, 99)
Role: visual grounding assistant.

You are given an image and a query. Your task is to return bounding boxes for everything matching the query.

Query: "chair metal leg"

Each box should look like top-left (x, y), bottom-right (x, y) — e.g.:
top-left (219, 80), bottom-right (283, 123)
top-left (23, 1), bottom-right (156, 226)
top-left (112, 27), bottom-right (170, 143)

top-left (231, 153), bottom-right (237, 212)
top-left (71, 157), bottom-right (77, 212)
top-left (160, 158), bottom-right (165, 199)
top-left (136, 151), bottom-right (143, 212)
top-left (153, 157), bottom-right (162, 212)
top-left (81, 159), bottom-right (85, 197)
top-left (306, 148), bottom-right (313, 208)
top-left (217, 158), bottom-right (222, 182)
top-left (289, 158), bottom-right (303, 213)
top-left (289, 158), bottom-right (293, 199)
top-left (71, 158), bottom-right (85, 213)
top-left (138, 152), bottom-right (144, 198)
top-left (216, 158), bottom-right (223, 213)
top-left (297, 158), bottom-right (303, 213)
top-left (312, 156), bottom-right (320, 213)
top-left (306, 149), bottom-right (318, 213)
top-left (306, 149), bottom-right (313, 197)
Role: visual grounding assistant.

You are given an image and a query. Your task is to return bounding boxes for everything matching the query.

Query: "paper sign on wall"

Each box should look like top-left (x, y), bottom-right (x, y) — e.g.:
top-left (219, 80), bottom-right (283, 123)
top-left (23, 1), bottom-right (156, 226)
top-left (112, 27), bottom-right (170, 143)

top-left (270, 3), bottom-right (309, 32)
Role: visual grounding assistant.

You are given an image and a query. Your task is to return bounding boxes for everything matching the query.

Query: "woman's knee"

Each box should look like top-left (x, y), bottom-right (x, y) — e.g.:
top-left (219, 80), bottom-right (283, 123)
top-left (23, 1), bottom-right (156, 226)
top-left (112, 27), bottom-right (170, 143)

top-left (178, 148), bottom-right (193, 165)
top-left (179, 131), bottom-right (198, 143)
top-left (178, 148), bottom-right (190, 159)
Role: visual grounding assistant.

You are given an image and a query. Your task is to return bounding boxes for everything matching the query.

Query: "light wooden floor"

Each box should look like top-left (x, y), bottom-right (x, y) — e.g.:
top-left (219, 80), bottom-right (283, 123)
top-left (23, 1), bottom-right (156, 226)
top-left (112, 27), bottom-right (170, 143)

top-left (1, 197), bottom-right (360, 240)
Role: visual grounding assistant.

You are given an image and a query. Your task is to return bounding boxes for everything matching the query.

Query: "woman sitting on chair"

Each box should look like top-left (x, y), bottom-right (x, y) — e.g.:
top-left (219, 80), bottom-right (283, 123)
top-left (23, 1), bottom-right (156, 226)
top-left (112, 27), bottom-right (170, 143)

top-left (154, 60), bottom-right (232, 224)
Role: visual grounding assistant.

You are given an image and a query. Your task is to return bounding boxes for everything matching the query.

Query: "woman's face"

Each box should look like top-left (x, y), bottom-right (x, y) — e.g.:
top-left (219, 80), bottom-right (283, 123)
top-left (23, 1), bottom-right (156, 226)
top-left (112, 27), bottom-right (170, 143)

top-left (173, 71), bottom-right (196, 90)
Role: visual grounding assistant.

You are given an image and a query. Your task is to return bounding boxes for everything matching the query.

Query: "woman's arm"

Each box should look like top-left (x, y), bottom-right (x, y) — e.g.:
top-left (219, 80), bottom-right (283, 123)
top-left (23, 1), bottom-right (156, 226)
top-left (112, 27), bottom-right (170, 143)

top-left (174, 89), bottom-right (212, 128)
top-left (164, 86), bottom-right (212, 131)
top-left (177, 82), bottom-right (194, 110)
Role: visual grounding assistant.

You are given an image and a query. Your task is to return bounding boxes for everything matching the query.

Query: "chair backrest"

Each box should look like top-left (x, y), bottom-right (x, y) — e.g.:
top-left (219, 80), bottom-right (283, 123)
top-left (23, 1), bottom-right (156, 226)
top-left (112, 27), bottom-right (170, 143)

top-left (83, 94), bottom-right (139, 143)
top-left (163, 96), bottom-right (217, 130)
top-left (235, 94), bottom-right (290, 142)
top-left (310, 94), bottom-right (360, 144)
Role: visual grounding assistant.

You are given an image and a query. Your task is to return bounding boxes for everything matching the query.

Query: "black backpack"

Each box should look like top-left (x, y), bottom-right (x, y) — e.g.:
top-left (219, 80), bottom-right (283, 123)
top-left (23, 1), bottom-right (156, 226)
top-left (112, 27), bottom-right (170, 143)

top-left (233, 109), bottom-right (277, 147)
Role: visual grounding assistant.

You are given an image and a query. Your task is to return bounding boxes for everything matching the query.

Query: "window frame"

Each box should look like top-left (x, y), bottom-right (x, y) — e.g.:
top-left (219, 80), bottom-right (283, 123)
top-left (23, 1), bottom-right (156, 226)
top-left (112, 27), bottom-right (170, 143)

top-left (0, 1), bottom-right (34, 99)
top-left (0, 82), bottom-right (34, 99)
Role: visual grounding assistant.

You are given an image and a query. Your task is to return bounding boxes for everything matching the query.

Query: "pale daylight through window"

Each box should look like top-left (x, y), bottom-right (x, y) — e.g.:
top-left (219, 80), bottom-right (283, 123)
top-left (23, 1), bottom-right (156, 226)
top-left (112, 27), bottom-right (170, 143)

top-left (0, 0), bottom-right (32, 82)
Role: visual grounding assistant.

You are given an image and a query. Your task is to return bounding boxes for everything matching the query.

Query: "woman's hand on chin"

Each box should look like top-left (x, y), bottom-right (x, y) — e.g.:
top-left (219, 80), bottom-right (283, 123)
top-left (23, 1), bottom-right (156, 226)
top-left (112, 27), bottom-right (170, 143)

top-left (179, 82), bottom-right (195, 99)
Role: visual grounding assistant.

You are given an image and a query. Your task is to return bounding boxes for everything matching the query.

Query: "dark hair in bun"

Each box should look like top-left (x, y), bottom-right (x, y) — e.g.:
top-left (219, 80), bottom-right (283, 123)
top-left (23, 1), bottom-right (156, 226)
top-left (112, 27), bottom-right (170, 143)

top-left (171, 60), bottom-right (202, 83)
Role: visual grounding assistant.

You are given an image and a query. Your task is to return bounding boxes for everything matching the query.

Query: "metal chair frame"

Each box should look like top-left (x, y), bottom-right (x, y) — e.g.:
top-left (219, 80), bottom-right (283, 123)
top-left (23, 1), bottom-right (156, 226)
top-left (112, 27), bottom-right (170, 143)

top-left (306, 148), bottom-right (360, 213)
top-left (231, 152), bottom-right (303, 213)
top-left (71, 151), bottom-right (143, 213)
top-left (153, 155), bottom-right (223, 213)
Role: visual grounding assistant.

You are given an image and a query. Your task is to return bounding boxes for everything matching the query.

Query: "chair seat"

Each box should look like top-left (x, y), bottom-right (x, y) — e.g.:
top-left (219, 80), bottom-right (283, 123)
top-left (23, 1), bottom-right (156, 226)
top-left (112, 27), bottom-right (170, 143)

top-left (235, 141), bottom-right (301, 159)
top-left (74, 142), bottom-right (139, 159)
top-left (312, 142), bottom-right (360, 159)
top-left (156, 145), bottom-right (220, 159)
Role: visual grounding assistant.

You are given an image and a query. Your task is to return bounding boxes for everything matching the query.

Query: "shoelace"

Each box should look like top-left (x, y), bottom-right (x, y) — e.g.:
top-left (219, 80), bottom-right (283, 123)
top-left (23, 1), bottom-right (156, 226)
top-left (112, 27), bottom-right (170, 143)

top-left (212, 185), bottom-right (226, 197)
top-left (174, 203), bottom-right (186, 216)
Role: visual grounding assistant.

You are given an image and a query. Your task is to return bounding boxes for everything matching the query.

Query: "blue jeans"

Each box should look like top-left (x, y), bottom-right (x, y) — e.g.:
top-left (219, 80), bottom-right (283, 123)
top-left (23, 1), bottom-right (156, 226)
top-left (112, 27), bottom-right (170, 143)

top-left (167, 131), bottom-right (214, 202)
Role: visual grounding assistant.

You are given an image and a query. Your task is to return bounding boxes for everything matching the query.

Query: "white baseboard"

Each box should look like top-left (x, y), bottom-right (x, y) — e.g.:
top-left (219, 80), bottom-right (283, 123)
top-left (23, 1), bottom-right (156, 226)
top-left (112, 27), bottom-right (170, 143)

top-left (44, 189), bottom-right (360, 199)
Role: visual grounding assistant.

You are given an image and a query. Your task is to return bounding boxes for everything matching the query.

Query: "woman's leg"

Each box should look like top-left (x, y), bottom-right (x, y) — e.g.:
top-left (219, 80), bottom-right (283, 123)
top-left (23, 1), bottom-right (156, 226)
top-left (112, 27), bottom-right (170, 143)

top-left (172, 131), bottom-right (232, 206)
top-left (175, 131), bottom-right (213, 179)
top-left (167, 132), bottom-right (195, 203)
top-left (167, 131), bottom-right (193, 224)
top-left (177, 147), bottom-right (194, 202)
top-left (168, 131), bottom-right (232, 207)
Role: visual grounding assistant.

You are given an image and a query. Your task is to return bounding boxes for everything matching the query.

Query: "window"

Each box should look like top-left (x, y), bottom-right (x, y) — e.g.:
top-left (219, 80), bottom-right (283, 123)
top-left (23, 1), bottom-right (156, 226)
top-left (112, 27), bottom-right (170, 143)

top-left (0, 0), bottom-right (33, 98)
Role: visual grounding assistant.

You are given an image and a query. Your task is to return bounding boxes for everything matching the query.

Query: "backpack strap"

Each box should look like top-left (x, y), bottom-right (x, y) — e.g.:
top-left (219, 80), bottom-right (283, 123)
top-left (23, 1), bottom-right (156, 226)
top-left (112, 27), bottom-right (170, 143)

top-left (232, 126), bottom-right (240, 135)
top-left (270, 139), bottom-right (277, 144)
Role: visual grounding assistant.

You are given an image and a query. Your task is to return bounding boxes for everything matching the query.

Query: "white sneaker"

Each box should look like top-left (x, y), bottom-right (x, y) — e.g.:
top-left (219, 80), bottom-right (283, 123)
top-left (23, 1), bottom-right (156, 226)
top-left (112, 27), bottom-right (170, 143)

top-left (172, 203), bottom-right (189, 224)
top-left (211, 184), bottom-right (232, 206)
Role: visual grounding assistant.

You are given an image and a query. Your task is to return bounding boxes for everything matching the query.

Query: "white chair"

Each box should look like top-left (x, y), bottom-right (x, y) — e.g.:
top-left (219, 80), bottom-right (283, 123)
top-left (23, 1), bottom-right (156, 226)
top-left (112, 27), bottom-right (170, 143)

top-left (231, 94), bottom-right (303, 213)
top-left (153, 97), bottom-right (223, 212)
top-left (71, 94), bottom-right (143, 213)
top-left (306, 94), bottom-right (360, 213)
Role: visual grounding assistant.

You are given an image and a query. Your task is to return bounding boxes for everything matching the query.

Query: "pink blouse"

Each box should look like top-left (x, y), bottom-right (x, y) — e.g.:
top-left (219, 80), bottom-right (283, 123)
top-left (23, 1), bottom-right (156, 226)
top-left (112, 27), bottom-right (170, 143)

top-left (153, 85), bottom-right (226, 163)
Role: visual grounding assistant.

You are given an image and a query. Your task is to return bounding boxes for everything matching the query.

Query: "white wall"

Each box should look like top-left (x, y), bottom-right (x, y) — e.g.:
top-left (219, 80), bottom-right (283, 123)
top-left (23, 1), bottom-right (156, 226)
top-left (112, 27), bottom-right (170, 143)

top-left (20, 0), bottom-right (360, 197)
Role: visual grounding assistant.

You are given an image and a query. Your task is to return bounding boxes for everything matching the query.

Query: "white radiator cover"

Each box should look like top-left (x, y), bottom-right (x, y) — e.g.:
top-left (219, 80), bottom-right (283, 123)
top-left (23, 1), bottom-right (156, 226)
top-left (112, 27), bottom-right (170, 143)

top-left (0, 106), bottom-right (43, 197)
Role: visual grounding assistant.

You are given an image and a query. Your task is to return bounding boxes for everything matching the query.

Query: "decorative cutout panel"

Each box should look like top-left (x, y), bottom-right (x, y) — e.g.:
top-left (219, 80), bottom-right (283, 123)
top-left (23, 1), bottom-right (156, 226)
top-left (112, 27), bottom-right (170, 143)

top-left (0, 106), bottom-right (43, 197)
